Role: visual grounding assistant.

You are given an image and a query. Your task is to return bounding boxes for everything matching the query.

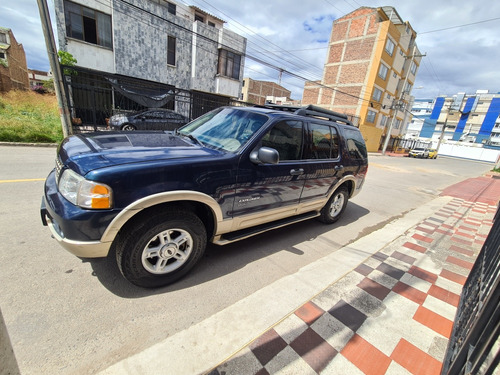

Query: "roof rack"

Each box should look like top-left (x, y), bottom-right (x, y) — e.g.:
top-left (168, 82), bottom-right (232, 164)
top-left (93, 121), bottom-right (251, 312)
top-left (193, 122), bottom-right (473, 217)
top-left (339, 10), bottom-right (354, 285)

top-left (254, 103), bottom-right (353, 126)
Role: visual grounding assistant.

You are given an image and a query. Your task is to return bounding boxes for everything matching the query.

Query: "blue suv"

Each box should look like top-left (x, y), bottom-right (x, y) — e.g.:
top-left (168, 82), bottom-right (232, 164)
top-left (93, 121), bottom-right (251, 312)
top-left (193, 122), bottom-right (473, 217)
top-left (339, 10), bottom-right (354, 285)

top-left (41, 104), bottom-right (368, 287)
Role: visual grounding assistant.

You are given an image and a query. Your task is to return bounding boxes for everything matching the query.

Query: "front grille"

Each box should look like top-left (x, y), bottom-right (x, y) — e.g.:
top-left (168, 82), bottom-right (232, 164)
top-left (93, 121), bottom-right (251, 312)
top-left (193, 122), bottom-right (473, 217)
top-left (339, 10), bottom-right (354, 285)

top-left (55, 157), bottom-right (63, 181)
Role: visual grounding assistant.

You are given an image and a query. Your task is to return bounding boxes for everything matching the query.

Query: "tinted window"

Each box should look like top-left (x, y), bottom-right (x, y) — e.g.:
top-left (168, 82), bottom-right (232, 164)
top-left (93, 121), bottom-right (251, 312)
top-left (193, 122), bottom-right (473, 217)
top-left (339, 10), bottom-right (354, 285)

top-left (262, 120), bottom-right (303, 161)
top-left (344, 128), bottom-right (367, 160)
top-left (307, 123), bottom-right (339, 159)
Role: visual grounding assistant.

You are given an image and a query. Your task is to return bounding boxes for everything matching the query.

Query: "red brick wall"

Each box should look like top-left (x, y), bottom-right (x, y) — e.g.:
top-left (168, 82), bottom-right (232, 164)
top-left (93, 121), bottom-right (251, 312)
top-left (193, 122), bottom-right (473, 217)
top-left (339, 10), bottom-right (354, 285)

top-left (0, 30), bottom-right (29, 92)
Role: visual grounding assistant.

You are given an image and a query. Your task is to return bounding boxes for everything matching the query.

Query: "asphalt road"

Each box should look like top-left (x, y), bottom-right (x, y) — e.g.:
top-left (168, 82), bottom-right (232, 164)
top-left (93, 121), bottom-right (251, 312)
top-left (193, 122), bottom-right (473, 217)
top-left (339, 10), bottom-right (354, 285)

top-left (0, 145), bottom-right (494, 374)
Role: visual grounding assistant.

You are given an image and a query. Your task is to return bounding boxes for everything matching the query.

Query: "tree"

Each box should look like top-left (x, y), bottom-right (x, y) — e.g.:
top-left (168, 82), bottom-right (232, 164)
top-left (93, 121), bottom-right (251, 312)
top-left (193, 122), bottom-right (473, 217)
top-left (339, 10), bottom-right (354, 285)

top-left (58, 50), bottom-right (77, 75)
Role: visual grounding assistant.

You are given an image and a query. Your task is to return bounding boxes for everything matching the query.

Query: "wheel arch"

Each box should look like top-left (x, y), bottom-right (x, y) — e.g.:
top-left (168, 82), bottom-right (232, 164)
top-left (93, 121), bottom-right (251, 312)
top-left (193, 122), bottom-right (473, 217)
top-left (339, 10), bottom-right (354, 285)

top-left (101, 191), bottom-right (222, 244)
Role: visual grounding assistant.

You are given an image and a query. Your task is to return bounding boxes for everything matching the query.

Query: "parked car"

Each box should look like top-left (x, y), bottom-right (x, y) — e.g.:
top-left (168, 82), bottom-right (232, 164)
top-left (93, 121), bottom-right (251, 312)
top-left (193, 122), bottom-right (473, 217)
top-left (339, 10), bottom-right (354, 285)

top-left (408, 147), bottom-right (429, 158)
top-left (427, 148), bottom-right (438, 159)
top-left (108, 108), bottom-right (189, 131)
top-left (41, 104), bottom-right (368, 288)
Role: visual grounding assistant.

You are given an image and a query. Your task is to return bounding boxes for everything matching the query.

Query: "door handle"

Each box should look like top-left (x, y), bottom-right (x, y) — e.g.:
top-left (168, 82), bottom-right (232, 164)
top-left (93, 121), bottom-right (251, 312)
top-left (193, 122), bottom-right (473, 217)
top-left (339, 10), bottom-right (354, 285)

top-left (334, 165), bottom-right (344, 171)
top-left (290, 168), bottom-right (304, 176)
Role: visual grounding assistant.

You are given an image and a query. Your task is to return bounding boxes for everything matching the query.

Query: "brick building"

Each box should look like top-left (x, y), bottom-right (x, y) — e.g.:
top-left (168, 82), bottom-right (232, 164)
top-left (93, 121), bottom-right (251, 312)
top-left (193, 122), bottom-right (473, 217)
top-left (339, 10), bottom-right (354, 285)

top-left (241, 78), bottom-right (291, 105)
top-left (0, 27), bottom-right (29, 92)
top-left (302, 7), bottom-right (422, 151)
top-left (28, 69), bottom-right (53, 89)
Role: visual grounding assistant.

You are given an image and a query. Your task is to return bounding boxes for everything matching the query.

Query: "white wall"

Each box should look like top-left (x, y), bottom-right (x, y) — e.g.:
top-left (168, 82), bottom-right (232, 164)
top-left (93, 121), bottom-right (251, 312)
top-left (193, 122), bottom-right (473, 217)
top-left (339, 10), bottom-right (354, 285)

top-left (439, 143), bottom-right (500, 163)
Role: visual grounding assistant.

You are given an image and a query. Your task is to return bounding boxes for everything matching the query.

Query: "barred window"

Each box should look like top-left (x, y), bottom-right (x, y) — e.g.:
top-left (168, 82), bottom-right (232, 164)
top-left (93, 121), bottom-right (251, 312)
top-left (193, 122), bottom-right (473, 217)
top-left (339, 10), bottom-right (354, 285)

top-left (167, 36), bottom-right (176, 66)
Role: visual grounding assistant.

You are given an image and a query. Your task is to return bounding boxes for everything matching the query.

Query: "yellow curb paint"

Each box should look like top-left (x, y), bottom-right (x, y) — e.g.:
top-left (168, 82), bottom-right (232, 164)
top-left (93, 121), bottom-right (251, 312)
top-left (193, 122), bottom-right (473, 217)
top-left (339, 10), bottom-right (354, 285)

top-left (0, 178), bottom-right (46, 183)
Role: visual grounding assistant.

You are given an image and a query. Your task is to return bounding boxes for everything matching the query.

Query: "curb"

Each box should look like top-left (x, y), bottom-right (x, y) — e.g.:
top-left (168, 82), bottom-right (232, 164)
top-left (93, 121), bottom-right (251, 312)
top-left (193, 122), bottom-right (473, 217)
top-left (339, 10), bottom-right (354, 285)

top-left (0, 142), bottom-right (58, 148)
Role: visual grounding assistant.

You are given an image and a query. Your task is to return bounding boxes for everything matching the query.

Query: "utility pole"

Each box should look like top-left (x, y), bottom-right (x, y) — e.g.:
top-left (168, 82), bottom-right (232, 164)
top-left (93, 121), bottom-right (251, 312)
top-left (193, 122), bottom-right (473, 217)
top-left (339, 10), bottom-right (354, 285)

top-left (37, 0), bottom-right (72, 137)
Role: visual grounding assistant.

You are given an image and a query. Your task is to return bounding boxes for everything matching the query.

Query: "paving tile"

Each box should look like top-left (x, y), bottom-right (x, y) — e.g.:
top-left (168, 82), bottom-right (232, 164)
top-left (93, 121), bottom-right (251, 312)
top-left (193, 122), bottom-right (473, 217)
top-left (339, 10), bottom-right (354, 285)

top-left (249, 329), bottom-right (288, 366)
top-left (412, 233), bottom-right (434, 243)
top-left (408, 266), bottom-right (438, 284)
top-left (415, 226), bottom-right (435, 234)
top-left (403, 241), bottom-right (427, 253)
top-left (357, 277), bottom-right (391, 301)
top-left (214, 346), bottom-right (264, 375)
top-left (321, 353), bottom-right (365, 375)
top-left (289, 328), bottom-right (337, 373)
top-left (391, 339), bottom-right (443, 375)
top-left (427, 217), bottom-right (444, 224)
top-left (392, 281), bottom-right (427, 305)
top-left (423, 295), bottom-right (458, 322)
top-left (449, 244), bottom-right (475, 257)
top-left (295, 301), bottom-right (324, 326)
top-left (399, 274), bottom-right (432, 294)
top-left (446, 255), bottom-right (474, 270)
top-left (391, 250), bottom-right (417, 265)
top-left (450, 236), bottom-right (473, 246)
top-left (440, 269), bottom-right (468, 285)
top-left (264, 345), bottom-right (314, 375)
top-left (428, 285), bottom-right (460, 307)
top-left (341, 334), bottom-right (392, 375)
top-left (373, 252), bottom-right (389, 262)
top-left (376, 262), bottom-right (406, 280)
top-left (413, 306), bottom-right (453, 338)
top-left (273, 313), bottom-right (308, 345)
top-left (367, 269), bottom-right (399, 289)
top-left (354, 263), bottom-right (373, 276)
top-left (328, 300), bottom-right (367, 332)
top-left (311, 313), bottom-right (354, 351)
top-left (434, 276), bottom-right (463, 296)
top-left (385, 361), bottom-right (413, 375)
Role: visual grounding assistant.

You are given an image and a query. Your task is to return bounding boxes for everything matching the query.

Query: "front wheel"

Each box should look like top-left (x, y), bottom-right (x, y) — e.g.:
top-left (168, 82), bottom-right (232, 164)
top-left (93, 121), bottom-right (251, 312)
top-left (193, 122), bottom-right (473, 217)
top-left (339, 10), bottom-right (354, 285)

top-left (318, 186), bottom-right (349, 224)
top-left (115, 210), bottom-right (207, 288)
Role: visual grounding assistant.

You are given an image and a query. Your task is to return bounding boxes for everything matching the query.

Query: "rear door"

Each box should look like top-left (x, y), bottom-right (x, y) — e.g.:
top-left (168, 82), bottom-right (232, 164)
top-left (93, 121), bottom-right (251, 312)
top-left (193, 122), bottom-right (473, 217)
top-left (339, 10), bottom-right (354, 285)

top-left (299, 121), bottom-right (343, 203)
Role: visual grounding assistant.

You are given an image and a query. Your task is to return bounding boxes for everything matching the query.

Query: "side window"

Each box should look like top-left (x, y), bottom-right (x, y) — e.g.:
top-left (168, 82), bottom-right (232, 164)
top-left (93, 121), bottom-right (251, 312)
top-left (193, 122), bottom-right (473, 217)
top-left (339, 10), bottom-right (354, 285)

top-left (307, 124), bottom-right (339, 160)
top-left (344, 128), bottom-right (367, 160)
top-left (261, 120), bottom-right (303, 161)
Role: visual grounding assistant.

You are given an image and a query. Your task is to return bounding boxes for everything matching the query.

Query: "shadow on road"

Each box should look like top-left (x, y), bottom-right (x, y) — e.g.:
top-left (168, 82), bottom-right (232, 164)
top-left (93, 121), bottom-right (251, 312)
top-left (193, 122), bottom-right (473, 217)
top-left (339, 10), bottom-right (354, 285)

top-left (85, 202), bottom-right (370, 298)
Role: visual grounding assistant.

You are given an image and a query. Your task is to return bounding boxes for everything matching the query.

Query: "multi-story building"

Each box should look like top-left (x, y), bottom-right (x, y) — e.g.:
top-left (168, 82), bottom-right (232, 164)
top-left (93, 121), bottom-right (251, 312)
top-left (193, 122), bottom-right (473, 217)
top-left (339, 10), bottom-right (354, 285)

top-left (54, 0), bottom-right (246, 125)
top-left (406, 98), bottom-right (434, 138)
top-left (0, 27), bottom-right (29, 92)
top-left (28, 69), bottom-right (53, 89)
top-left (241, 78), bottom-right (292, 105)
top-left (410, 90), bottom-right (500, 147)
top-left (302, 6), bottom-right (422, 151)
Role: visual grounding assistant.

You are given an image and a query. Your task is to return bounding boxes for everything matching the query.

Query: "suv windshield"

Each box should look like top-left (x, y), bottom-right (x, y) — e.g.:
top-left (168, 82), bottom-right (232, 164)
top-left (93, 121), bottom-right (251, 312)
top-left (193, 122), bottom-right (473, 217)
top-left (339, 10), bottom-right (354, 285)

top-left (179, 108), bottom-right (269, 152)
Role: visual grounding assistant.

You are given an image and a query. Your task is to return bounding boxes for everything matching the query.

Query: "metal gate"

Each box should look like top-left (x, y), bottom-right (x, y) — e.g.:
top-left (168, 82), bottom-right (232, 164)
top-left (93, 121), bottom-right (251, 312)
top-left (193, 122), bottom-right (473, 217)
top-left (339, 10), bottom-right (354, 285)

top-left (441, 206), bottom-right (500, 375)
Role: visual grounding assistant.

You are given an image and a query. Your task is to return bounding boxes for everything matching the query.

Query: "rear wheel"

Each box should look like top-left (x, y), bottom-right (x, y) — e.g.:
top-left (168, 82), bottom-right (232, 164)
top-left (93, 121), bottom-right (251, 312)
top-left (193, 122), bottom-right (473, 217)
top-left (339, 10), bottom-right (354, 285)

top-left (318, 186), bottom-right (349, 224)
top-left (115, 210), bottom-right (207, 288)
top-left (121, 123), bottom-right (136, 131)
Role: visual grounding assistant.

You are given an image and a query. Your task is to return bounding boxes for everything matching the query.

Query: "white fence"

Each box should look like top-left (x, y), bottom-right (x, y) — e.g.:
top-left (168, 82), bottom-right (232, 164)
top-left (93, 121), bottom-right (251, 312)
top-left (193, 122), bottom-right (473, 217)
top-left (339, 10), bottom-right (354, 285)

top-left (438, 143), bottom-right (500, 163)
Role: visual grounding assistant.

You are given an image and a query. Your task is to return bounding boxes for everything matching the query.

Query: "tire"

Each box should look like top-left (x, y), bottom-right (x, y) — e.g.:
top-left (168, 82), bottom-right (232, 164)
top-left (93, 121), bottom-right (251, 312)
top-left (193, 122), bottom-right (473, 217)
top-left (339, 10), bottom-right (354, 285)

top-left (318, 186), bottom-right (349, 224)
top-left (115, 210), bottom-right (207, 288)
top-left (121, 123), bottom-right (136, 131)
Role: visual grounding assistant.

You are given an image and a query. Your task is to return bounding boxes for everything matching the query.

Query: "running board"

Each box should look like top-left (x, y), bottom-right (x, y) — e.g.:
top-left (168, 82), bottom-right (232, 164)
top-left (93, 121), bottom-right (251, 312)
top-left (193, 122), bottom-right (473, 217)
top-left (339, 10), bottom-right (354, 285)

top-left (213, 211), bottom-right (320, 245)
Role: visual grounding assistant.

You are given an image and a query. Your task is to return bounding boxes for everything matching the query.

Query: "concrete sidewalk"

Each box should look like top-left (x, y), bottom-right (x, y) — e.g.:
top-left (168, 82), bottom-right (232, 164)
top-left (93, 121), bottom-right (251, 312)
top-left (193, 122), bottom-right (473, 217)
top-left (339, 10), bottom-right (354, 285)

top-left (100, 177), bottom-right (499, 375)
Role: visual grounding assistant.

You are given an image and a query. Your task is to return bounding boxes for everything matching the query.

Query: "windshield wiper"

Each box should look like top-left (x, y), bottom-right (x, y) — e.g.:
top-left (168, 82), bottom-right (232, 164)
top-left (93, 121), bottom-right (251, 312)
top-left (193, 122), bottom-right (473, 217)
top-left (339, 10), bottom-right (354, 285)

top-left (180, 133), bottom-right (202, 146)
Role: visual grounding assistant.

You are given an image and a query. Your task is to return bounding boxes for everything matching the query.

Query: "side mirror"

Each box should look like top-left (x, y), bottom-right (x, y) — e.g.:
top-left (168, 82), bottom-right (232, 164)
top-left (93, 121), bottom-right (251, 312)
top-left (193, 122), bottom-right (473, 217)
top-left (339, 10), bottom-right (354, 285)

top-left (250, 147), bottom-right (279, 165)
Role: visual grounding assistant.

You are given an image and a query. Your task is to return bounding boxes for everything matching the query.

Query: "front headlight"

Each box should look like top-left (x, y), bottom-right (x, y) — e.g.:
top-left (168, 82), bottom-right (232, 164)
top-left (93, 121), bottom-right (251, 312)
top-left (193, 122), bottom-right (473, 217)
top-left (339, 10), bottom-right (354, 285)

top-left (58, 169), bottom-right (113, 209)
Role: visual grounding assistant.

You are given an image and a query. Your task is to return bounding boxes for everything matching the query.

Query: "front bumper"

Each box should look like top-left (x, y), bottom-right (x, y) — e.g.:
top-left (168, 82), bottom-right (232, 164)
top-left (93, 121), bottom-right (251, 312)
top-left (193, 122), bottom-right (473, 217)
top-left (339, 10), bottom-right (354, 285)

top-left (41, 197), bottom-right (111, 258)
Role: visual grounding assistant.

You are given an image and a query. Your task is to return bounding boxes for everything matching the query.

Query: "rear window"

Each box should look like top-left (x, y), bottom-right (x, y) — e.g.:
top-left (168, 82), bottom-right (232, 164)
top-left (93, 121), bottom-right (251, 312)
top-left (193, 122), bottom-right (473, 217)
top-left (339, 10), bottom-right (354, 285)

top-left (343, 128), bottom-right (367, 160)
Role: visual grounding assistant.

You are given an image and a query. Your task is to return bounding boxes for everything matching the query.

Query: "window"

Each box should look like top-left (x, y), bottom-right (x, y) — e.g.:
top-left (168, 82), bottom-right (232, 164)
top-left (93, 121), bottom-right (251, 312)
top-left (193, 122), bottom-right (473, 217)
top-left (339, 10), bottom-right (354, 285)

top-left (167, 36), bottom-right (176, 66)
top-left (167, 2), bottom-right (176, 15)
top-left (261, 120), bottom-right (303, 161)
top-left (404, 82), bottom-right (412, 93)
top-left (366, 110), bottom-right (376, 123)
top-left (307, 124), bottom-right (339, 159)
top-left (218, 49), bottom-right (241, 80)
top-left (410, 61), bottom-right (417, 75)
top-left (194, 14), bottom-right (204, 22)
top-left (394, 119), bottom-right (402, 129)
top-left (378, 64), bottom-right (388, 80)
top-left (372, 87), bottom-right (382, 102)
top-left (208, 21), bottom-right (216, 27)
top-left (380, 115), bottom-right (387, 127)
top-left (344, 129), bottom-right (367, 160)
top-left (0, 52), bottom-right (5, 59)
top-left (385, 39), bottom-right (395, 56)
top-left (0, 33), bottom-right (7, 44)
top-left (64, 0), bottom-right (112, 48)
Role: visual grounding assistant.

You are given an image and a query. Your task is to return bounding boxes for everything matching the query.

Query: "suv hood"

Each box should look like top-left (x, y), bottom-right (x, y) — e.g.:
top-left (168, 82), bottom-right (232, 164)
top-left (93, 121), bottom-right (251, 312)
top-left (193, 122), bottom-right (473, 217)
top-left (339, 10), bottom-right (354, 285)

top-left (59, 132), bottom-right (221, 175)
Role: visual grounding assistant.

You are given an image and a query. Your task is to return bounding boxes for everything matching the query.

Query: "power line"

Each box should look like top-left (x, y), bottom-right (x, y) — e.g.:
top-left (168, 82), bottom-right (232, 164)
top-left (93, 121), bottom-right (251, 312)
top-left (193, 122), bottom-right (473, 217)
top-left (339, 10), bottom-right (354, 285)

top-left (419, 16), bottom-right (500, 34)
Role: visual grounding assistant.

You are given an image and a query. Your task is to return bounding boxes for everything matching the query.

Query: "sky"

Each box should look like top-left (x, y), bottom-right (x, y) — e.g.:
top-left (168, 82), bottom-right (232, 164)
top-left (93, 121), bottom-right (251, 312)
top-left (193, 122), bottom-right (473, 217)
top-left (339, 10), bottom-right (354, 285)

top-left (1, 0), bottom-right (500, 101)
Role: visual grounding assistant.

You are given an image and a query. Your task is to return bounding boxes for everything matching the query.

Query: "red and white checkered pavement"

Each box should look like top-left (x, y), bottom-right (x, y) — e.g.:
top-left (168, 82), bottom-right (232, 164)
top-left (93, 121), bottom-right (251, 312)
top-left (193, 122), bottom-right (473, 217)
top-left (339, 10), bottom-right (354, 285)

top-left (210, 197), bottom-right (497, 375)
